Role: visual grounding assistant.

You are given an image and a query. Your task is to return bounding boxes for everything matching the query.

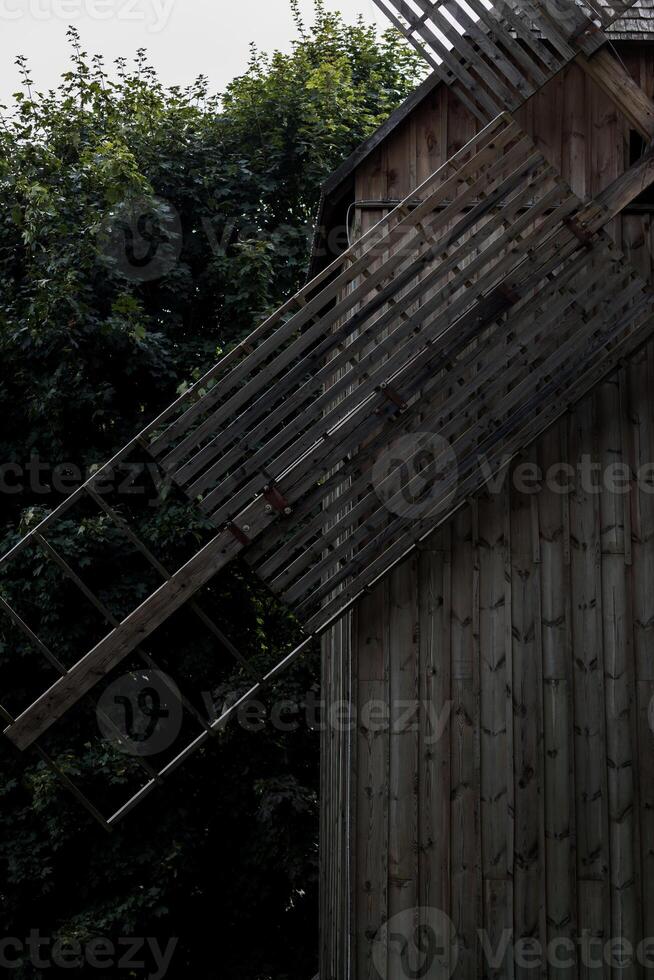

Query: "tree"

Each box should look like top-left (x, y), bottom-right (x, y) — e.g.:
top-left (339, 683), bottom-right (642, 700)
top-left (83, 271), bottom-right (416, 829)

top-left (0, 6), bottom-right (422, 977)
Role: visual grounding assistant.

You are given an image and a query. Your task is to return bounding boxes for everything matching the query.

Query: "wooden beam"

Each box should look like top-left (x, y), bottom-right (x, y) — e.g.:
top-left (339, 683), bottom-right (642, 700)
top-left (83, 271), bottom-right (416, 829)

top-left (2, 518), bottom-right (257, 751)
top-left (576, 47), bottom-right (654, 141)
top-left (583, 143), bottom-right (654, 229)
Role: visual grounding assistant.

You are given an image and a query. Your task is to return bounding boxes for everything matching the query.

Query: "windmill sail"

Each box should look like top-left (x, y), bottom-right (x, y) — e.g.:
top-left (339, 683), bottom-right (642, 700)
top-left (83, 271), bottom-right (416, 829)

top-left (3, 0), bottom-right (654, 825)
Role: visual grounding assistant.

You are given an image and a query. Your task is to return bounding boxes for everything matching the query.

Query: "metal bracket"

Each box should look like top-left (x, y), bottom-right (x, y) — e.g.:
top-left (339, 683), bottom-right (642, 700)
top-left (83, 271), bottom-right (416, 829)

top-left (564, 216), bottom-right (596, 248)
top-left (227, 522), bottom-right (251, 546)
top-left (379, 382), bottom-right (408, 411)
top-left (263, 483), bottom-right (293, 516)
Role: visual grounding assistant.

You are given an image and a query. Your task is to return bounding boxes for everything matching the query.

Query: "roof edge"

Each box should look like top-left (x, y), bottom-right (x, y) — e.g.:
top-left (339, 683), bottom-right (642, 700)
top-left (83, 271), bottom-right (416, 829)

top-left (321, 70), bottom-right (441, 200)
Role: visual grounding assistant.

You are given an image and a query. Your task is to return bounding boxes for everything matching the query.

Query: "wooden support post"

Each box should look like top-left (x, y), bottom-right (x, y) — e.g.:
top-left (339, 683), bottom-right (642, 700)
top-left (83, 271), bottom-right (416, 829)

top-left (575, 47), bottom-right (654, 142)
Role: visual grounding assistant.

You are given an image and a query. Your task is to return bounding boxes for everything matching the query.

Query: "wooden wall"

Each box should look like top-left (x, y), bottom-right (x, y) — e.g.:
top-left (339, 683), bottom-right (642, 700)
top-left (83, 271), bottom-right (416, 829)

top-left (320, 45), bottom-right (654, 980)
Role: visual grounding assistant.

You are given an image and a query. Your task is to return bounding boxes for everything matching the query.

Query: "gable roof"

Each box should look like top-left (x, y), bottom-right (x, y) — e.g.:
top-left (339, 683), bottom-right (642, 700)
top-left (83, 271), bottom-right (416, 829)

top-left (308, 0), bottom-right (654, 277)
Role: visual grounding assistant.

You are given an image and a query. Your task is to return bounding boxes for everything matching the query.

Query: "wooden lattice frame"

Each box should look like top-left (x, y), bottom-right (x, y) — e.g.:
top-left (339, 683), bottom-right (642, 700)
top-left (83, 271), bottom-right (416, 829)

top-left (3, 0), bottom-right (654, 826)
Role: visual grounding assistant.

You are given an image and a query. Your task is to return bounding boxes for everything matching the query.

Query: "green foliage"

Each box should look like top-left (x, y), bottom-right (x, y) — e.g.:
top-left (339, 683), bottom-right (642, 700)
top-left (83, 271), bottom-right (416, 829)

top-left (0, 6), bottom-right (422, 978)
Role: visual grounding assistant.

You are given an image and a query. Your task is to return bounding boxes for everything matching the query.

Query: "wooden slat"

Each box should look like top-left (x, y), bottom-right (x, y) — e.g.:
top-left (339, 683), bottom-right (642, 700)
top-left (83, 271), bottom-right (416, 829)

top-left (302, 272), bottom-right (654, 631)
top-left (449, 506), bottom-right (481, 980)
top-left (288, 255), bottom-right (645, 618)
top-left (354, 584), bottom-right (390, 980)
top-left (369, 0), bottom-right (641, 129)
top-left (538, 424), bottom-right (577, 976)
top-left (418, 530), bottom-right (452, 923)
top-left (509, 475), bottom-right (547, 980)
top-left (197, 171), bottom-right (567, 525)
top-left (177, 143), bottom-right (546, 503)
top-left (576, 47), bottom-right (654, 140)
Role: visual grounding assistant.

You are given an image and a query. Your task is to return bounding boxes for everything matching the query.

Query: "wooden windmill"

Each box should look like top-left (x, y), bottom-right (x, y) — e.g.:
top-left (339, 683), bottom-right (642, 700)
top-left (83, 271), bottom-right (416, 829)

top-left (3, 0), bottom-right (654, 975)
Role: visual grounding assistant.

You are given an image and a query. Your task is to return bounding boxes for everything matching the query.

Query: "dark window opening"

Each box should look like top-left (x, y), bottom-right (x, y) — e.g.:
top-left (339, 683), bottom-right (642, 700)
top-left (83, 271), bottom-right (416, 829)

top-left (628, 130), bottom-right (654, 210)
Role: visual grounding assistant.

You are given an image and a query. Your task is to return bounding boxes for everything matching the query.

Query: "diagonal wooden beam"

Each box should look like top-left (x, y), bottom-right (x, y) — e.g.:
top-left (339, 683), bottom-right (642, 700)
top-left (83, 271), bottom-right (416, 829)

top-left (575, 47), bottom-right (654, 141)
top-left (577, 141), bottom-right (654, 231)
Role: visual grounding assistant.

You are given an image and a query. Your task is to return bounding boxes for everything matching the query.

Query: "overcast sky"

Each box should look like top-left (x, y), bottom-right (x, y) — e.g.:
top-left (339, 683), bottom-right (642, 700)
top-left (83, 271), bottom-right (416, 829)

top-left (0, 0), bottom-right (389, 103)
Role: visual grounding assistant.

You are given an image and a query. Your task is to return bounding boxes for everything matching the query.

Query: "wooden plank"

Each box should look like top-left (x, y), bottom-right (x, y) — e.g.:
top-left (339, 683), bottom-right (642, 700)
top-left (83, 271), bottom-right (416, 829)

top-left (320, 615), bottom-right (353, 980)
top-left (418, 529), bottom-right (452, 922)
top-left (578, 881), bottom-right (608, 980)
top-left (601, 551), bottom-right (640, 979)
top-left (599, 366), bottom-right (642, 978)
top-left (450, 507), bottom-right (480, 980)
top-left (476, 487), bottom-right (512, 976)
top-left (538, 424), bottom-right (577, 976)
top-left (576, 47), bottom-right (654, 141)
top-left (626, 345), bottom-right (654, 682)
top-left (509, 473), bottom-right (547, 980)
top-left (354, 583), bottom-right (390, 980)
top-left (568, 395), bottom-right (612, 973)
top-left (560, 62), bottom-right (589, 201)
top-left (637, 680), bottom-right (654, 945)
top-left (388, 558), bottom-right (420, 923)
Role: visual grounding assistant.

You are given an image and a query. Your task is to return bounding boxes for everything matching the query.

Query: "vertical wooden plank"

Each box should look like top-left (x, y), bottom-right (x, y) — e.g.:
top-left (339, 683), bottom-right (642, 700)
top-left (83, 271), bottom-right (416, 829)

top-left (450, 505), bottom-right (481, 980)
top-left (629, 345), bottom-right (654, 684)
top-left (320, 632), bottom-right (333, 979)
top-left (510, 467), bottom-right (547, 980)
top-left (477, 487), bottom-right (512, 969)
top-left (561, 62), bottom-right (589, 200)
top-left (354, 582), bottom-right (390, 980)
top-left (596, 370), bottom-right (641, 980)
top-left (446, 85), bottom-right (477, 160)
top-left (597, 378), bottom-right (626, 558)
top-left (416, 86), bottom-right (448, 185)
top-left (519, 71), bottom-right (563, 177)
top-left (320, 614), bottom-right (354, 980)
top-left (569, 395), bottom-right (611, 978)
top-left (589, 59), bottom-right (623, 245)
top-left (418, 527), bottom-right (452, 922)
top-left (538, 422), bottom-right (578, 978)
top-left (637, 680), bottom-right (654, 947)
top-left (601, 551), bottom-right (639, 980)
top-left (388, 557), bottom-right (420, 921)
top-left (627, 343), bottom-right (654, 946)
top-left (386, 116), bottom-right (416, 204)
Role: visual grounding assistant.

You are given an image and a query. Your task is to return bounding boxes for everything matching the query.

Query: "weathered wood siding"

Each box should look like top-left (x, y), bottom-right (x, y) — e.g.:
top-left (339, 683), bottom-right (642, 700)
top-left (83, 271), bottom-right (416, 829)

top-left (321, 46), bottom-right (654, 980)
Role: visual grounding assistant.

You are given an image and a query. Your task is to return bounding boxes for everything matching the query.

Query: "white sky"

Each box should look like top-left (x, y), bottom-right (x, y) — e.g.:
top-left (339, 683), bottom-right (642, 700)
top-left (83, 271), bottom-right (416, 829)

top-left (0, 0), bottom-right (389, 103)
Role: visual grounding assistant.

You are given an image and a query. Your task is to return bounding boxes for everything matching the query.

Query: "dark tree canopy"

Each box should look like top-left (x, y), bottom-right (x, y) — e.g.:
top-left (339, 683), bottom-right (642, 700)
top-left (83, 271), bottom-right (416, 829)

top-left (0, 6), bottom-right (422, 977)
